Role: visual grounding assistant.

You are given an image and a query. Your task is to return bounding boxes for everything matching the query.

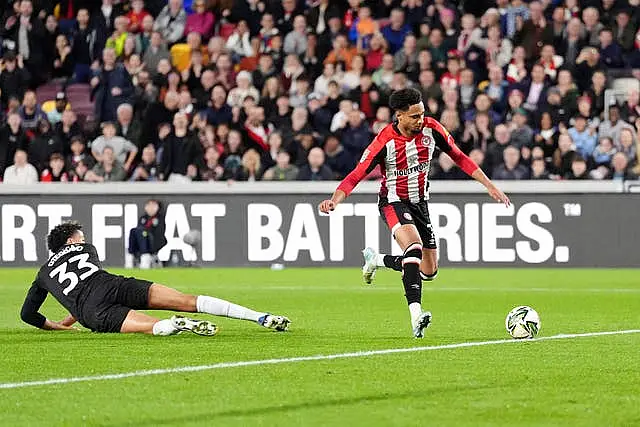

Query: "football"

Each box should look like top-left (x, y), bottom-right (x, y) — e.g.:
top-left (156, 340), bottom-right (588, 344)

top-left (505, 306), bottom-right (541, 339)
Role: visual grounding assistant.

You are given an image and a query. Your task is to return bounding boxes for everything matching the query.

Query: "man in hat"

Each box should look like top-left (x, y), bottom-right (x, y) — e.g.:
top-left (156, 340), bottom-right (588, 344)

top-left (46, 92), bottom-right (70, 125)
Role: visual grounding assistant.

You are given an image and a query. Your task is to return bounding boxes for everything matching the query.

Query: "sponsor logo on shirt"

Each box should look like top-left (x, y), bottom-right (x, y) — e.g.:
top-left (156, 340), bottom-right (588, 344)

top-left (392, 162), bottom-right (429, 177)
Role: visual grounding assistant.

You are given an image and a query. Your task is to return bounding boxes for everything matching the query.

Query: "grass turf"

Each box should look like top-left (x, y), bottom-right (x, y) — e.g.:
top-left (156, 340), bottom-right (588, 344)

top-left (1, 268), bottom-right (639, 427)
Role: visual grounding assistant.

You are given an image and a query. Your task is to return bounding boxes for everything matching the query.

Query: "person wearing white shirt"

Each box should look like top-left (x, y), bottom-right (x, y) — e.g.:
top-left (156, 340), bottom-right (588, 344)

top-left (3, 149), bottom-right (38, 184)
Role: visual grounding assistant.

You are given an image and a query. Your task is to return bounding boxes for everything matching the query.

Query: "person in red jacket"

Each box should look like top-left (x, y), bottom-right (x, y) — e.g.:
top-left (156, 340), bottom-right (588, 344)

top-left (126, 0), bottom-right (151, 33)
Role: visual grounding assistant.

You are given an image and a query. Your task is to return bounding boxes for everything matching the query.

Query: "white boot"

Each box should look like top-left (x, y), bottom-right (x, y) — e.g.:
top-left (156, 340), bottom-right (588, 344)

top-left (140, 254), bottom-right (153, 269)
top-left (125, 253), bottom-right (135, 269)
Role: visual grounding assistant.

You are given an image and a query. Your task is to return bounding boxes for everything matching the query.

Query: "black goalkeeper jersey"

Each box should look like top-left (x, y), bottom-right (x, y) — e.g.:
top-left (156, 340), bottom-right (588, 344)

top-left (20, 243), bottom-right (104, 328)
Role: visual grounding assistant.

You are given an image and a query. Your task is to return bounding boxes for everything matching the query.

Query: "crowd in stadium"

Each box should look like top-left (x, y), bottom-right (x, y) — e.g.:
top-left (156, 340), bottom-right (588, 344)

top-left (0, 0), bottom-right (639, 184)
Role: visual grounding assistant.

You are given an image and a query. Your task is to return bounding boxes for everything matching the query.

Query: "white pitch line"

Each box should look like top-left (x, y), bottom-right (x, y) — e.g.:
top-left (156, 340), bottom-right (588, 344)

top-left (268, 286), bottom-right (640, 293)
top-left (1, 329), bottom-right (639, 390)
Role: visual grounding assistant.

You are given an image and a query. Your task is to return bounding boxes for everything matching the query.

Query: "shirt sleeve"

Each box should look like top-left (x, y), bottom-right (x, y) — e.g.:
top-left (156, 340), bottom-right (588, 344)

top-left (336, 134), bottom-right (387, 197)
top-left (426, 117), bottom-right (479, 176)
top-left (20, 280), bottom-right (48, 329)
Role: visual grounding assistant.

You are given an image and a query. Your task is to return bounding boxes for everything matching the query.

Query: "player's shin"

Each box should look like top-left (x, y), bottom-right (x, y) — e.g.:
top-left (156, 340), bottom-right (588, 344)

top-left (402, 243), bottom-right (423, 326)
top-left (152, 319), bottom-right (179, 336)
top-left (196, 295), bottom-right (264, 322)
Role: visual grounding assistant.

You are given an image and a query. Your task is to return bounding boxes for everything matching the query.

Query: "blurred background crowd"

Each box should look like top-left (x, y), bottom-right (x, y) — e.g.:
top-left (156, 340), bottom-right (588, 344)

top-left (0, 0), bottom-right (639, 184)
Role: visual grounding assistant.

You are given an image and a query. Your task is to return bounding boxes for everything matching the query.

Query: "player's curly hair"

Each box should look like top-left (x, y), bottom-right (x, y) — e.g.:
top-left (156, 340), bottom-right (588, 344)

top-left (388, 88), bottom-right (422, 112)
top-left (47, 221), bottom-right (83, 253)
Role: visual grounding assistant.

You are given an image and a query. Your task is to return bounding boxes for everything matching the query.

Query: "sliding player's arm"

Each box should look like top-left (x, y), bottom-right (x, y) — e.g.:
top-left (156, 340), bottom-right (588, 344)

top-left (319, 136), bottom-right (386, 213)
top-left (427, 117), bottom-right (511, 207)
top-left (20, 281), bottom-right (76, 331)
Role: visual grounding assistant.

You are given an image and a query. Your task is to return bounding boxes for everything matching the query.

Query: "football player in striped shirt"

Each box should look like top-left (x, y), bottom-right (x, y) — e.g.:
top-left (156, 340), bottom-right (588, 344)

top-left (319, 88), bottom-right (510, 338)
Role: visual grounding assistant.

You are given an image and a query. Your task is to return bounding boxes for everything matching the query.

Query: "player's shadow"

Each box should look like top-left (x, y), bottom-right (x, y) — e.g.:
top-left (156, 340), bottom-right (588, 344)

top-left (102, 385), bottom-right (493, 426)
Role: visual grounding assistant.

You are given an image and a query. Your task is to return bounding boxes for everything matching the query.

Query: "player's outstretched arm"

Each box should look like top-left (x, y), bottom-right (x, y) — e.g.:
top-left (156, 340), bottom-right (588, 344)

top-left (428, 117), bottom-right (510, 207)
top-left (470, 168), bottom-right (511, 207)
top-left (319, 189), bottom-right (346, 213)
top-left (20, 282), bottom-right (77, 331)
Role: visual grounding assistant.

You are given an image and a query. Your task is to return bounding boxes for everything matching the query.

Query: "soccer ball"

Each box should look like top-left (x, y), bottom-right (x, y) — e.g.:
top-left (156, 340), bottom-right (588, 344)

top-left (505, 306), bottom-right (541, 339)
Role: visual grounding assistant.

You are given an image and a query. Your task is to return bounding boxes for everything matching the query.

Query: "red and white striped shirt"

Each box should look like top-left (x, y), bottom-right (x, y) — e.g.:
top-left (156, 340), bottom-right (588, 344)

top-left (337, 117), bottom-right (478, 203)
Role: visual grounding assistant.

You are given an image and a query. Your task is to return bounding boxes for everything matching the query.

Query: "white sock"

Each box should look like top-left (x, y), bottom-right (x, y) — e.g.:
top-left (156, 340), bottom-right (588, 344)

top-left (409, 302), bottom-right (422, 327)
top-left (152, 319), bottom-right (178, 336)
top-left (375, 253), bottom-right (387, 267)
top-left (196, 296), bottom-right (264, 322)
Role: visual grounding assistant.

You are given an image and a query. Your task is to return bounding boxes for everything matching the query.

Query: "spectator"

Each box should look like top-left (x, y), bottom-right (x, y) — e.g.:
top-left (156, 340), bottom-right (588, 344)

top-left (0, 51), bottom-right (29, 109)
top-left (323, 134), bottom-right (351, 179)
top-left (154, 0), bottom-right (186, 45)
top-left (56, 110), bottom-right (82, 153)
top-left (143, 32), bottom-right (170, 76)
top-left (535, 111), bottom-right (559, 160)
top-left (29, 119), bottom-right (63, 172)
top-left (91, 122), bottom-right (138, 170)
top-left (3, 149), bottom-right (38, 184)
top-left (105, 15), bottom-right (130, 58)
top-left (381, 8), bottom-right (411, 54)
top-left (485, 124), bottom-right (512, 174)
top-left (52, 34), bottom-right (74, 80)
top-left (609, 151), bottom-right (638, 180)
top-left (225, 20), bottom-right (253, 61)
top-left (227, 71), bottom-right (260, 108)
top-left (284, 15), bottom-right (308, 57)
top-left (566, 155), bottom-right (589, 180)
top-left (200, 145), bottom-right (224, 181)
top-left (262, 150), bottom-right (298, 181)
top-left (530, 157), bottom-right (549, 180)
top-left (135, 14), bottom-right (155, 55)
top-left (4, 0), bottom-right (47, 86)
top-left (592, 136), bottom-right (617, 167)
top-left (159, 112), bottom-right (202, 182)
top-left (553, 133), bottom-right (577, 177)
top-left (618, 128), bottom-right (637, 162)
top-left (92, 48), bottom-right (134, 123)
top-left (582, 7), bottom-right (604, 47)
top-left (70, 8), bottom-right (100, 84)
top-left (599, 105), bottom-right (635, 148)
top-left (599, 28), bottom-right (624, 68)
top-left (509, 109), bottom-right (534, 149)
top-left (341, 109), bottom-right (373, 168)
top-left (185, 0), bottom-right (214, 41)
top-left (297, 147), bottom-right (333, 180)
top-left (67, 135), bottom-right (95, 171)
top-left (46, 92), bottom-right (69, 125)
top-left (612, 10), bottom-right (636, 52)
top-left (493, 145), bottom-right (530, 180)
top-left (40, 152), bottom-right (69, 182)
top-left (568, 115), bottom-right (598, 160)
top-left (19, 90), bottom-right (47, 131)
top-left (232, 148), bottom-right (262, 181)
top-left (126, 199), bottom-right (166, 269)
top-left (126, 0), bottom-right (150, 34)
top-left (116, 103), bottom-right (141, 148)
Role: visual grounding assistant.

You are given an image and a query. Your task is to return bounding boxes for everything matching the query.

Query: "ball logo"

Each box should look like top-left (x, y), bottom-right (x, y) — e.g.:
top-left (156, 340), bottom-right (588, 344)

top-left (403, 212), bottom-right (413, 221)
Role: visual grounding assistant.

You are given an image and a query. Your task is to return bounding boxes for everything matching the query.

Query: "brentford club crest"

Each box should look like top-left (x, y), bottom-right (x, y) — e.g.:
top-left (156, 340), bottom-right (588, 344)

top-left (404, 212), bottom-right (413, 221)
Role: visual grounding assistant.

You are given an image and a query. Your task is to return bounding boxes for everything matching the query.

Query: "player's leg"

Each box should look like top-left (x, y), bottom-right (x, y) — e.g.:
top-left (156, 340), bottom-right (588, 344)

top-left (119, 309), bottom-right (218, 336)
top-left (146, 283), bottom-right (290, 331)
top-left (418, 201), bottom-right (438, 282)
top-left (362, 202), bottom-right (406, 283)
top-left (392, 223), bottom-right (431, 338)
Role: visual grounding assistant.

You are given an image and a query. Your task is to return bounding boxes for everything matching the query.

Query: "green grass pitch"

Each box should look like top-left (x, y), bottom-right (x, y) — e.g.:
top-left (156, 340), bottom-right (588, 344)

top-left (1, 268), bottom-right (639, 426)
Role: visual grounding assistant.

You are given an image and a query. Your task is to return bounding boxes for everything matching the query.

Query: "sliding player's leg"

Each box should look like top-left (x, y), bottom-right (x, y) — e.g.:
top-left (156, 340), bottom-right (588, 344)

top-left (119, 309), bottom-right (217, 336)
top-left (146, 284), bottom-right (291, 331)
top-left (393, 224), bottom-right (431, 338)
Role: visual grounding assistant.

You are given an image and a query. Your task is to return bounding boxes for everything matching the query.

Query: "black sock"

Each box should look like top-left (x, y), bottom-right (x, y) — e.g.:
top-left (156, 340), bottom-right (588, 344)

top-left (383, 255), bottom-right (403, 271)
top-left (402, 244), bottom-right (423, 305)
top-left (421, 269), bottom-right (438, 281)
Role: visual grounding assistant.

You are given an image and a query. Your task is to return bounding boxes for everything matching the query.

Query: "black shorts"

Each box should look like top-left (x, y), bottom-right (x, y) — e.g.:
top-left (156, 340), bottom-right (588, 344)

top-left (80, 273), bottom-right (153, 333)
top-left (379, 198), bottom-right (437, 249)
